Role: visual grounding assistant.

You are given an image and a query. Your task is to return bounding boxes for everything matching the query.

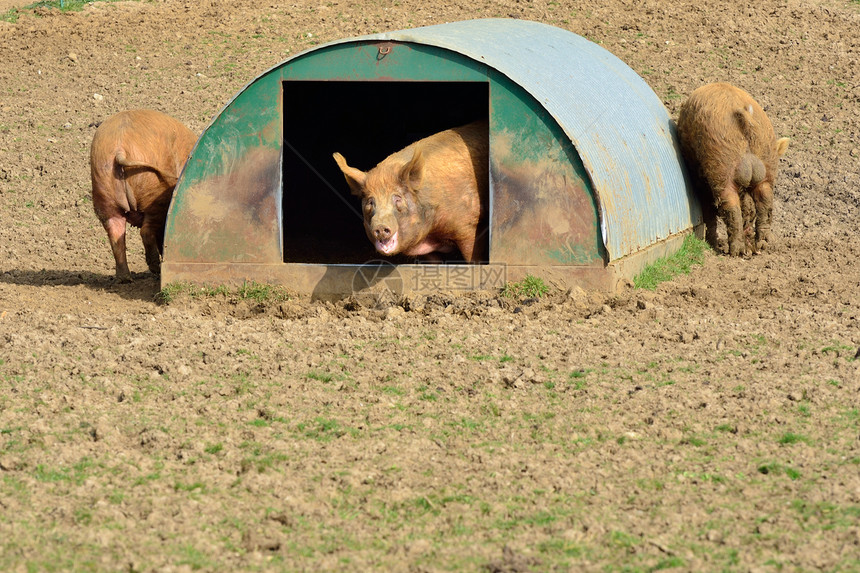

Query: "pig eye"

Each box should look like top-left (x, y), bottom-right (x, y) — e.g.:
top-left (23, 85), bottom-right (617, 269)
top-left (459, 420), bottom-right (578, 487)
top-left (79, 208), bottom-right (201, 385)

top-left (364, 198), bottom-right (375, 213)
top-left (393, 194), bottom-right (405, 211)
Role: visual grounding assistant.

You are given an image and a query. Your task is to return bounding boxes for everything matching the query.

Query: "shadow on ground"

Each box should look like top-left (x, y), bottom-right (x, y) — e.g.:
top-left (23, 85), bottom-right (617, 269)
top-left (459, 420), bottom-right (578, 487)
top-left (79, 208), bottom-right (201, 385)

top-left (0, 269), bottom-right (162, 303)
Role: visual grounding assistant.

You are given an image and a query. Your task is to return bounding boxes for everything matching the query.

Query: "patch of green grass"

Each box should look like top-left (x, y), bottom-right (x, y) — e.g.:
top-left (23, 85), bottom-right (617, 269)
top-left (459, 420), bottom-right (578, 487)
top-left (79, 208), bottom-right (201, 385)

top-left (174, 481), bottom-right (206, 493)
top-left (790, 499), bottom-right (860, 530)
top-left (236, 280), bottom-right (290, 302)
top-left (778, 432), bottom-right (809, 445)
top-left (132, 471), bottom-right (162, 487)
top-left (609, 529), bottom-right (640, 549)
top-left (419, 390), bottom-right (439, 402)
top-left (838, 408), bottom-right (859, 427)
top-left (298, 417), bottom-right (346, 442)
top-left (757, 462), bottom-right (801, 480)
top-left (820, 340), bottom-right (857, 359)
top-left (204, 443), bottom-right (224, 454)
top-left (177, 544), bottom-right (215, 570)
top-left (481, 402), bottom-right (501, 417)
top-left (568, 369), bottom-right (590, 390)
top-left (634, 234), bottom-right (707, 290)
top-left (654, 556), bottom-right (687, 570)
top-left (239, 444), bottom-right (289, 473)
top-left (3, 0), bottom-right (134, 22)
top-left (678, 471), bottom-right (727, 484)
top-left (501, 274), bottom-right (550, 299)
top-left (306, 370), bottom-right (333, 383)
top-left (73, 507), bottom-right (93, 525)
top-left (682, 435), bottom-right (707, 447)
top-left (156, 280), bottom-right (289, 304)
top-left (665, 86), bottom-right (683, 100)
top-left (156, 281), bottom-right (228, 303)
top-left (636, 478), bottom-right (665, 491)
top-left (33, 458), bottom-right (97, 486)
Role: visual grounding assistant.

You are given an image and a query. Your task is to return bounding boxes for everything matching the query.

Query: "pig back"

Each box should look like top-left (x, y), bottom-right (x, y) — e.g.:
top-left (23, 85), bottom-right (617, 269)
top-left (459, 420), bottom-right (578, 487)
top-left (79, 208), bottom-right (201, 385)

top-left (409, 120), bottom-right (489, 203)
top-left (92, 109), bottom-right (196, 181)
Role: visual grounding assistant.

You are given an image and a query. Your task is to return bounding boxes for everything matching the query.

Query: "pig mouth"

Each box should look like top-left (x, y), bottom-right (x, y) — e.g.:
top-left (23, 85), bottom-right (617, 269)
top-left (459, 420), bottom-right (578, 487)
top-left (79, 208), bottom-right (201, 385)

top-left (375, 232), bottom-right (399, 255)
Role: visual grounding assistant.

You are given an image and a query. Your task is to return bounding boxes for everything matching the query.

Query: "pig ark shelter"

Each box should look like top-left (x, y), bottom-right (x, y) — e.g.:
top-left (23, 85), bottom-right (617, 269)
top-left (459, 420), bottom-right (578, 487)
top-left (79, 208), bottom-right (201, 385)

top-left (162, 18), bottom-right (701, 298)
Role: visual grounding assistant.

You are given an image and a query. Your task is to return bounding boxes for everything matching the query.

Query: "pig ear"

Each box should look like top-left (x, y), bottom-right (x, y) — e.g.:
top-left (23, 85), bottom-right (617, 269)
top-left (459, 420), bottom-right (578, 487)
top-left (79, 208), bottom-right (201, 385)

top-left (775, 137), bottom-right (789, 157)
top-left (332, 152), bottom-right (367, 196)
top-left (399, 147), bottom-right (424, 190)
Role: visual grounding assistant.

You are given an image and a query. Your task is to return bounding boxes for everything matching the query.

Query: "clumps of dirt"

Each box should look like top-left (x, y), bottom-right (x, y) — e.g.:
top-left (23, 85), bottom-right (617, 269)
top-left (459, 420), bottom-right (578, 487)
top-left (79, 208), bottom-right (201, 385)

top-left (159, 283), bottom-right (611, 325)
top-left (484, 545), bottom-right (542, 573)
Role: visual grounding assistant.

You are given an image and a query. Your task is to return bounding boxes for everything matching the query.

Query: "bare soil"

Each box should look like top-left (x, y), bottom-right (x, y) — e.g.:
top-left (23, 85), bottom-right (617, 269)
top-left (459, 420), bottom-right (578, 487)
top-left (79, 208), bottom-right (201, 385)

top-left (1, 0), bottom-right (859, 571)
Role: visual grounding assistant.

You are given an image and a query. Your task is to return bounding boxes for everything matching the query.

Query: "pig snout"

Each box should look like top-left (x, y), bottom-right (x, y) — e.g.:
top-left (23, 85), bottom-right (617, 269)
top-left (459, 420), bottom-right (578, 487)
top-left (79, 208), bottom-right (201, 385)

top-left (367, 215), bottom-right (400, 255)
top-left (373, 223), bottom-right (393, 242)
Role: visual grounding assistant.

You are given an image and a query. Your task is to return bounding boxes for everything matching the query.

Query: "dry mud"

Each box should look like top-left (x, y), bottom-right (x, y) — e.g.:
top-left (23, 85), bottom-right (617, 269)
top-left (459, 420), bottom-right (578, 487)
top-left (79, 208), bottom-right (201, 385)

top-left (1, 0), bottom-right (859, 571)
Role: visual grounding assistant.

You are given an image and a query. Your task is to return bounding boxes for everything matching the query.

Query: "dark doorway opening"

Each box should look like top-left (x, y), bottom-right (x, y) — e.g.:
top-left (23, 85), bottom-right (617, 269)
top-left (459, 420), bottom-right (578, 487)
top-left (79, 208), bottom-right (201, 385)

top-left (282, 80), bottom-right (489, 264)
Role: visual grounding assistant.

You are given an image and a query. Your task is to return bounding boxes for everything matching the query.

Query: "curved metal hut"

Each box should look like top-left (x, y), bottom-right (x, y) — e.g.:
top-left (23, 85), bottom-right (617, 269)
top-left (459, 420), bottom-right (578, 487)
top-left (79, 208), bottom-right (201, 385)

top-left (162, 18), bottom-right (701, 297)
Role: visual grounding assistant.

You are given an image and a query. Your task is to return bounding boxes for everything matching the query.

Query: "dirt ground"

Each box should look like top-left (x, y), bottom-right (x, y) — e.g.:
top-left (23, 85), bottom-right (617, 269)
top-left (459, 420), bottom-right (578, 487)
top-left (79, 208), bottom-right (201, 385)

top-left (1, 0), bottom-right (859, 571)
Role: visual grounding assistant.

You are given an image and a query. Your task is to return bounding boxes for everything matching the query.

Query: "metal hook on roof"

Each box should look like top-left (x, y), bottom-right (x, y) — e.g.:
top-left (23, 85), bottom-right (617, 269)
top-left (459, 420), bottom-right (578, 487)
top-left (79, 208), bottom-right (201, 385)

top-left (377, 44), bottom-right (392, 60)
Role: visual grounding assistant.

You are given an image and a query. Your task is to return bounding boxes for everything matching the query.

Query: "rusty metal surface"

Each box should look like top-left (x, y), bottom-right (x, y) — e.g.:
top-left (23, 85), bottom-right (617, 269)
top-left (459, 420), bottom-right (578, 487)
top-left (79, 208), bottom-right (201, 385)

top-left (167, 146), bottom-right (281, 263)
top-left (164, 69), bottom-right (283, 264)
top-left (487, 71), bottom-right (603, 265)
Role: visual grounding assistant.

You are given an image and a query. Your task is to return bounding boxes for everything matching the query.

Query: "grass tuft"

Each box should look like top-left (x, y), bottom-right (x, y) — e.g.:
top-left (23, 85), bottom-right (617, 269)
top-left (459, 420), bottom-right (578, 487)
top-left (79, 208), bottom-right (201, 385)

top-left (501, 274), bottom-right (550, 299)
top-left (2, 0), bottom-right (134, 23)
top-left (156, 281), bottom-right (290, 305)
top-left (634, 234), bottom-right (708, 290)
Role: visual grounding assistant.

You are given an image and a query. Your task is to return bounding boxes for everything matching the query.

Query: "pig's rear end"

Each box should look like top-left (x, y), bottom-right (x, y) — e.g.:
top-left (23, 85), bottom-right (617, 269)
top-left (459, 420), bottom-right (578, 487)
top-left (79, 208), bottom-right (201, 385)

top-left (90, 109), bottom-right (196, 281)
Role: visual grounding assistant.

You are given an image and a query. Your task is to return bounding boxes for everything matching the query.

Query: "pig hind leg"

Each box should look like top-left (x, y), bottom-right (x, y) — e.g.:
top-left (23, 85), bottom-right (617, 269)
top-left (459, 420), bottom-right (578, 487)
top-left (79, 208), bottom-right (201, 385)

top-left (740, 192), bottom-right (757, 254)
top-left (751, 181), bottom-right (774, 252)
top-left (690, 169), bottom-right (722, 252)
top-left (715, 182), bottom-right (746, 257)
top-left (102, 215), bottom-right (132, 282)
top-left (139, 218), bottom-right (165, 276)
top-left (700, 194), bottom-right (721, 253)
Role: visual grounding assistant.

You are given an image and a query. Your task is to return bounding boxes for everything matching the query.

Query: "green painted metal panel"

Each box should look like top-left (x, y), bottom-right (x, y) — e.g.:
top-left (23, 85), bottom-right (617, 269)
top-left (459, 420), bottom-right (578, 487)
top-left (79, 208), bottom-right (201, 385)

top-left (488, 71), bottom-right (603, 265)
top-left (282, 42), bottom-right (489, 81)
top-left (165, 66), bottom-right (283, 264)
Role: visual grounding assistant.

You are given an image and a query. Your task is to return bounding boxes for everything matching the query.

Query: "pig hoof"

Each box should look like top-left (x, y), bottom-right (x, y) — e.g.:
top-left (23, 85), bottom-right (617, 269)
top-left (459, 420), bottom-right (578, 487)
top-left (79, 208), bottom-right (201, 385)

top-left (756, 231), bottom-right (773, 250)
top-left (117, 274), bottom-right (133, 284)
top-left (727, 241), bottom-right (745, 257)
